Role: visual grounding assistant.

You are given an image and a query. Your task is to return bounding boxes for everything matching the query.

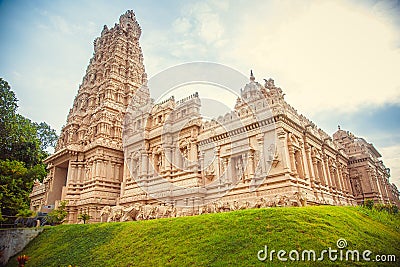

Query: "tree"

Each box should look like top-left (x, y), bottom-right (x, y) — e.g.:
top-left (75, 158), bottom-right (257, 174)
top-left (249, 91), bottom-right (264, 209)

top-left (0, 160), bottom-right (46, 219)
top-left (0, 78), bottom-right (17, 122)
top-left (0, 78), bottom-right (18, 159)
top-left (78, 212), bottom-right (91, 224)
top-left (46, 201), bottom-right (68, 225)
top-left (35, 122), bottom-right (58, 153)
top-left (0, 78), bottom-right (58, 218)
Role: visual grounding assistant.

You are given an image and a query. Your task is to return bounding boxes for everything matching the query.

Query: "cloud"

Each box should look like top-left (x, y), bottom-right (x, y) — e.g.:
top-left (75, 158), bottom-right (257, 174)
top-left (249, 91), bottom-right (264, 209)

top-left (380, 145), bottom-right (400, 187)
top-left (142, 0), bottom-right (229, 75)
top-left (173, 17), bottom-right (192, 33)
top-left (219, 0), bottom-right (400, 115)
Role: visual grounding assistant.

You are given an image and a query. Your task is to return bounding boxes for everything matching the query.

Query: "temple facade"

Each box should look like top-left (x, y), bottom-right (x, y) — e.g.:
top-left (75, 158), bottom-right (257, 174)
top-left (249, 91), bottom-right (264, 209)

top-left (30, 11), bottom-right (399, 223)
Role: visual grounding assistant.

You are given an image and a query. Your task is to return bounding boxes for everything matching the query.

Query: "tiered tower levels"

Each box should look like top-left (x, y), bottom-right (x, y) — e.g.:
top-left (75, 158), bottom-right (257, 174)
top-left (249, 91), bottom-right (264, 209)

top-left (30, 11), bottom-right (148, 222)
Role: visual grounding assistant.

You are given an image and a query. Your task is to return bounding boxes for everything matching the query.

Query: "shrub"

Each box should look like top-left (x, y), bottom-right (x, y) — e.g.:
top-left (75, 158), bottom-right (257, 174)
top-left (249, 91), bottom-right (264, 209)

top-left (46, 201), bottom-right (68, 225)
top-left (363, 199), bottom-right (374, 209)
top-left (78, 212), bottom-right (91, 224)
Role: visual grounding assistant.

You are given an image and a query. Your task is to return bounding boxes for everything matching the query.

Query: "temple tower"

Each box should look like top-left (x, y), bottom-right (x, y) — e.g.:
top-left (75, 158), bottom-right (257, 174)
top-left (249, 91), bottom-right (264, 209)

top-left (30, 10), bottom-right (148, 223)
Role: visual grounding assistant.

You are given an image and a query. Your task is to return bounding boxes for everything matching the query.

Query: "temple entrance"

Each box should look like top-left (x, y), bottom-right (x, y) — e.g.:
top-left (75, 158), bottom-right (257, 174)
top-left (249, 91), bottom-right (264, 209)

top-left (47, 161), bottom-right (69, 206)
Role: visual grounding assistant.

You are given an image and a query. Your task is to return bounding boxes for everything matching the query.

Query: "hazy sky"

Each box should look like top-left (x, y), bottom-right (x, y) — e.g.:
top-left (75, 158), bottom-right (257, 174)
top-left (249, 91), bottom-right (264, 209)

top-left (0, 0), bottom-right (399, 187)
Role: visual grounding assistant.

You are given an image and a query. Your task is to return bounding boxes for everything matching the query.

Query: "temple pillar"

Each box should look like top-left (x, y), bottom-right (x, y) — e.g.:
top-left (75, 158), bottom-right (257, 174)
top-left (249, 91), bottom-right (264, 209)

top-left (337, 166), bottom-right (346, 193)
top-left (141, 151), bottom-right (148, 176)
top-left (166, 147), bottom-right (172, 175)
top-left (321, 155), bottom-right (331, 188)
top-left (335, 167), bottom-right (342, 192)
top-left (115, 164), bottom-right (121, 182)
top-left (300, 143), bottom-right (310, 181)
top-left (329, 166), bottom-right (337, 189)
top-left (312, 157), bottom-right (319, 184)
top-left (277, 129), bottom-right (290, 172)
top-left (305, 144), bottom-right (314, 183)
top-left (121, 163), bottom-right (127, 196)
top-left (248, 150), bottom-right (255, 182)
top-left (345, 172), bottom-right (353, 195)
top-left (90, 161), bottom-right (96, 180)
top-left (199, 152), bottom-right (205, 185)
top-left (77, 164), bottom-right (82, 183)
top-left (288, 146), bottom-right (297, 175)
top-left (256, 134), bottom-right (265, 174)
top-left (215, 147), bottom-right (220, 181)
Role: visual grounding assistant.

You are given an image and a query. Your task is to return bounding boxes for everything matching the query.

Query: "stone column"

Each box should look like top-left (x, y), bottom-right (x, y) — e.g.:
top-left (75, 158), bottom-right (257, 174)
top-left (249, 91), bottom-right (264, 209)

top-left (149, 151), bottom-right (157, 176)
top-left (321, 155), bottom-right (331, 188)
top-left (334, 166), bottom-right (342, 192)
top-left (248, 150), bottom-right (255, 182)
top-left (256, 134), bottom-right (265, 174)
top-left (108, 160), bottom-right (113, 179)
top-left (165, 147), bottom-right (172, 175)
top-left (161, 152), bottom-right (166, 173)
top-left (141, 151), bottom-right (148, 176)
top-left (337, 166), bottom-right (346, 193)
top-left (91, 161), bottom-right (96, 180)
top-left (67, 162), bottom-right (75, 184)
top-left (380, 175), bottom-right (389, 201)
top-left (288, 146), bottom-right (297, 175)
top-left (102, 160), bottom-right (106, 179)
top-left (373, 172), bottom-right (383, 201)
top-left (75, 163), bottom-right (80, 183)
top-left (277, 129), bottom-right (290, 172)
top-left (329, 166), bottom-right (337, 189)
top-left (312, 157), bottom-right (319, 184)
top-left (121, 163), bottom-right (128, 196)
top-left (300, 143), bottom-right (310, 181)
top-left (199, 152), bottom-right (205, 185)
top-left (115, 164), bottom-right (121, 182)
top-left (345, 173), bottom-right (353, 195)
top-left (111, 162), bottom-right (116, 180)
top-left (224, 158), bottom-right (230, 183)
top-left (190, 140), bottom-right (197, 161)
top-left (93, 160), bottom-right (98, 178)
top-left (305, 144), bottom-right (315, 182)
top-left (215, 147), bottom-right (220, 180)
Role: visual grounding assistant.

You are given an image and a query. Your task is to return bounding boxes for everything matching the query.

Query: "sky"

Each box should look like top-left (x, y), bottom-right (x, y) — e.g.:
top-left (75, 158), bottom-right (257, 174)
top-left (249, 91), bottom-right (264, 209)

top-left (0, 0), bottom-right (399, 188)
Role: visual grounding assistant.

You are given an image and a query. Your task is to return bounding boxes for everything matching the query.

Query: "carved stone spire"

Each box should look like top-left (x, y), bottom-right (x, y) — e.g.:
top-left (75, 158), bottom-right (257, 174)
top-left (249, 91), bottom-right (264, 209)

top-left (250, 69), bottom-right (255, 81)
top-left (55, 10), bottom-right (147, 151)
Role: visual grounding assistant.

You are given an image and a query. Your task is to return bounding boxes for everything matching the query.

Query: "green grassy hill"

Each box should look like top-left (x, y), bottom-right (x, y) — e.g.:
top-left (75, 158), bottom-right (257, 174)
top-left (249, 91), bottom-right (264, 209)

top-left (6, 206), bottom-right (400, 266)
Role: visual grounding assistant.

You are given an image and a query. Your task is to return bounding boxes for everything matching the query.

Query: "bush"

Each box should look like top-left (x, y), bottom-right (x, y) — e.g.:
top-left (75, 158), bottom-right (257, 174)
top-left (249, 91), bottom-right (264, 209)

top-left (363, 199), bottom-right (374, 209)
top-left (78, 212), bottom-right (91, 224)
top-left (374, 203), bottom-right (399, 215)
top-left (17, 209), bottom-right (36, 218)
top-left (46, 201), bottom-right (68, 225)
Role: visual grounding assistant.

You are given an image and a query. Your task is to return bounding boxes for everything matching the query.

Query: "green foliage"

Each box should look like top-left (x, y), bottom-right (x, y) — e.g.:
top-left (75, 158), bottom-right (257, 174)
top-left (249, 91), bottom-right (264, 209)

top-left (35, 121), bottom-right (58, 153)
top-left (0, 78), bottom-right (58, 218)
top-left (0, 160), bottom-right (31, 217)
top-left (77, 212), bottom-right (91, 224)
top-left (363, 201), bottom-right (399, 215)
top-left (46, 201), bottom-right (68, 225)
top-left (0, 160), bottom-right (47, 217)
top-left (363, 199), bottom-right (375, 209)
top-left (17, 208), bottom-right (36, 218)
top-left (6, 206), bottom-right (400, 267)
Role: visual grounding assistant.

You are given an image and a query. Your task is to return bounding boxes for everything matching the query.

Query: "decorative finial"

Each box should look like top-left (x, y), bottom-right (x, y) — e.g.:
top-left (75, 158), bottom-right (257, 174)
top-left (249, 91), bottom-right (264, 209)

top-left (250, 70), bottom-right (255, 81)
top-left (338, 125), bottom-right (341, 130)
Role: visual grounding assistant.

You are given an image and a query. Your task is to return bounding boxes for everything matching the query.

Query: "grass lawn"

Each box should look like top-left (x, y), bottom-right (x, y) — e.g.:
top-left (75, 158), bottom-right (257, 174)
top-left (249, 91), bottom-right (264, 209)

top-left (6, 206), bottom-right (400, 266)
